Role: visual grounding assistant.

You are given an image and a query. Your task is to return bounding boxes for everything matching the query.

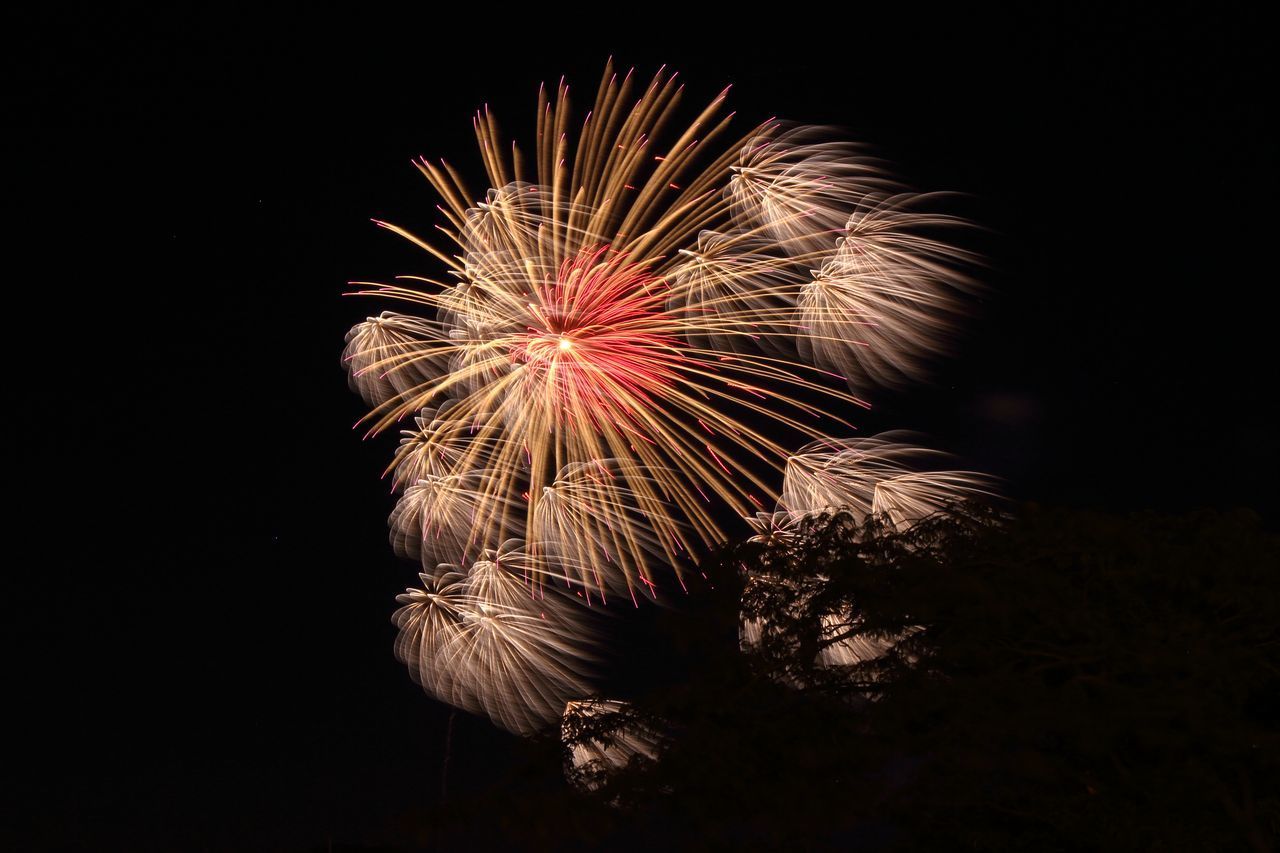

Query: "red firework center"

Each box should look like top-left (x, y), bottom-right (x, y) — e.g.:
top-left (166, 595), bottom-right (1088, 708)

top-left (510, 247), bottom-right (683, 428)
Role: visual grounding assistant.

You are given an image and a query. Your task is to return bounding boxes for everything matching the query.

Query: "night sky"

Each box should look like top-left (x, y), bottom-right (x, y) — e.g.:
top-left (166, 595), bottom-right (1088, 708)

top-left (9, 7), bottom-right (1273, 850)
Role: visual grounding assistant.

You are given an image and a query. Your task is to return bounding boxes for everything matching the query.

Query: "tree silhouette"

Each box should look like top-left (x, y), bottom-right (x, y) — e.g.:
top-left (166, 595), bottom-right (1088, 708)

top-left (429, 505), bottom-right (1279, 851)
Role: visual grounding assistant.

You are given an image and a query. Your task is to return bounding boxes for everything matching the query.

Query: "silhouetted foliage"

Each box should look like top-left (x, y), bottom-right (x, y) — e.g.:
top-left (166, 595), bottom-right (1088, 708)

top-left (429, 505), bottom-right (1279, 851)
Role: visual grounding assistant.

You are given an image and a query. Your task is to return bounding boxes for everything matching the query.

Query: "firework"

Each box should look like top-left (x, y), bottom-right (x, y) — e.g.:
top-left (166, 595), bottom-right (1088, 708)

top-left (797, 195), bottom-right (977, 388)
top-left (531, 459), bottom-right (683, 602)
top-left (393, 544), bottom-right (597, 734)
top-left (727, 125), bottom-right (889, 258)
top-left (780, 434), bottom-right (996, 529)
top-left (343, 312), bottom-right (446, 406)
top-left (744, 510), bottom-right (809, 548)
top-left (345, 63), bottom-right (981, 731)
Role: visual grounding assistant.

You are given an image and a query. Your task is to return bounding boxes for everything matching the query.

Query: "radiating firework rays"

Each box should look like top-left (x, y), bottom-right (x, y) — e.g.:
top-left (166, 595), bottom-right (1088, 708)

top-left (345, 62), bottom-right (983, 733)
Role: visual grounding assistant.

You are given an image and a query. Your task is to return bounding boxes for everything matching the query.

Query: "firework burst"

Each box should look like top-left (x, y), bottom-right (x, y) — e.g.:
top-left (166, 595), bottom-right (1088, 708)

top-left (344, 62), bottom-right (983, 732)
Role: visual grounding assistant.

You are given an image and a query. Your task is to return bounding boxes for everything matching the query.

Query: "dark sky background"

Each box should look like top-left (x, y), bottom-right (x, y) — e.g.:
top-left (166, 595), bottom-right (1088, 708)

top-left (7, 6), bottom-right (1273, 850)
